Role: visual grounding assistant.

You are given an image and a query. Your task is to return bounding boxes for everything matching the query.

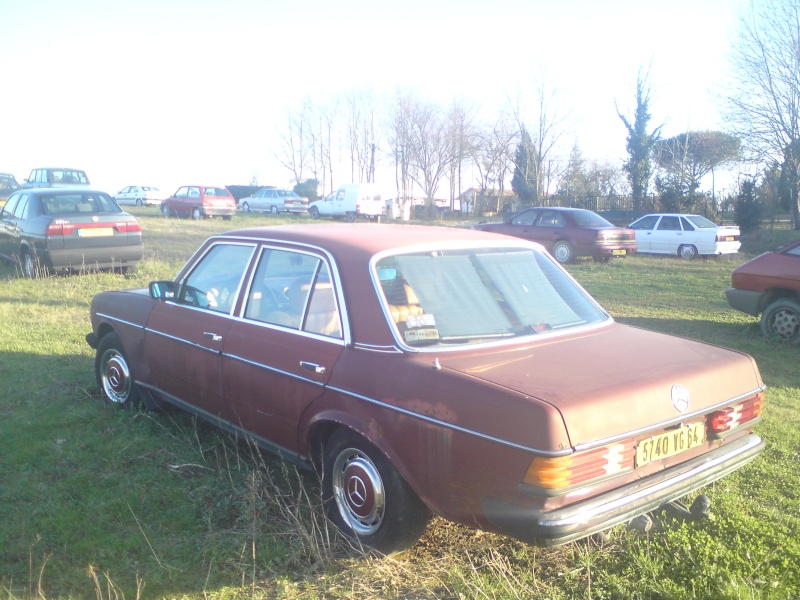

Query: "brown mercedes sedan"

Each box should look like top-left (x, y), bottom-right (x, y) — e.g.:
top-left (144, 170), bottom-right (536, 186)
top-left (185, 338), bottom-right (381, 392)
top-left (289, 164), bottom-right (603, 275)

top-left (86, 224), bottom-right (765, 553)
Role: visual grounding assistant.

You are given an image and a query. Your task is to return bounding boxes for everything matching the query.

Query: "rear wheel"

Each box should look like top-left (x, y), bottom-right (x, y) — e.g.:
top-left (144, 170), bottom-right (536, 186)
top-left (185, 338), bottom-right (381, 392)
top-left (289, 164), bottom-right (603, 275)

top-left (760, 298), bottom-right (800, 343)
top-left (552, 240), bottom-right (574, 264)
top-left (191, 207), bottom-right (202, 220)
top-left (161, 204), bottom-right (171, 218)
top-left (95, 332), bottom-right (141, 409)
top-left (678, 244), bottom-right (698, 260)
top-left (135, 198), bottom-right (143, 206)
top-left (270, 205), bottom-right (279, 215)
top-left (322, 429), bottom-right (430, 554)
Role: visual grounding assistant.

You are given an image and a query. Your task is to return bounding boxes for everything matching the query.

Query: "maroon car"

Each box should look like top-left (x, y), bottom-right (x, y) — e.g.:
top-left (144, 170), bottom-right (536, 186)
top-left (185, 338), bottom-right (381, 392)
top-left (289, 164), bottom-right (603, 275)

top-left (161, 185), bottom-right (236, 220)
top-left (726, 238), bottom-right (800, 343)
top-left (473, 207), bottom-right (637, 264)
top-left (86, 224), bottom-right (764, 553)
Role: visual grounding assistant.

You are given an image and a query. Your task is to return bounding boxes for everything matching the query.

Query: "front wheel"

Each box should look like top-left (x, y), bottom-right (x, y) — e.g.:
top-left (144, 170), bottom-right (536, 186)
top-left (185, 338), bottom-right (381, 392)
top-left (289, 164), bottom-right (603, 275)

top-left (242, 202), bottom-right (250, 212)
top-left (95, 332), bottom-right (141, 409)
top-left (760, 298), bottom-right (800, 343)
top-left (678, 244), bottom-right (698, 260)
top-left (346, 212), bottom-right (356, 223)
top-left (309, 207), bottom-right (320, 220)
top-left (322, 430), bottom-right (430, 554)
top-left (552, 240), bottom-right (574, 264)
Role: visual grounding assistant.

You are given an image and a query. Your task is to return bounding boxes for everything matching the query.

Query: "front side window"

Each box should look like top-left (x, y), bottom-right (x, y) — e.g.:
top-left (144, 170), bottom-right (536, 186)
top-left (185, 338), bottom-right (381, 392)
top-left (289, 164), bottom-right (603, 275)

top-left (376, 246), bottom-right (608, 349)
top-left (179, 244), bottom-right (255, 314)
top-left (630, 215), bottom-right (659, 231)
top-left (245, 249), bottom-right (342, 338)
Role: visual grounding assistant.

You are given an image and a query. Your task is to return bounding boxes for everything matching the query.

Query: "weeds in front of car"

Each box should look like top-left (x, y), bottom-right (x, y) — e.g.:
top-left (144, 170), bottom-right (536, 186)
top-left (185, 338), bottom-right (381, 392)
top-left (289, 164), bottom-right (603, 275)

top-left (1, 217), bottom-right (799, 598)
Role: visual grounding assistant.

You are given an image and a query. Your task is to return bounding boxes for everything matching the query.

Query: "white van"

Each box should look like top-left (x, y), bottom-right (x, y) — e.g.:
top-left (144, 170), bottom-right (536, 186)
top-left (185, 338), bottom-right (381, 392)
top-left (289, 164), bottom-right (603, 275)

top-left (308, 183), bottom-right (385, 222)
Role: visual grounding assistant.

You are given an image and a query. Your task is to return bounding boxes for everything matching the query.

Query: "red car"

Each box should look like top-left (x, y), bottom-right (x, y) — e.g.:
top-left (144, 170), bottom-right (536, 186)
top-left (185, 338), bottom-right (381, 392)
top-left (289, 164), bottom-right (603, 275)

top-left (86, 224), bottom-right (764, 553)
top-left (473, 207), bottom-right (637, 264)
top-left (161, 185), bottom-right (236, 220)
top-left (726, 238), bottom-right (800, 343)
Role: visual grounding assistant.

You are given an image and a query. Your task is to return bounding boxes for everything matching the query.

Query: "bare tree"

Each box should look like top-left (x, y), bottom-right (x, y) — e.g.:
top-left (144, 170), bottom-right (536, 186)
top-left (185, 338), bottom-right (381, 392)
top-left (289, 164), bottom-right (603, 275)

top-left (386, 89), bottom-right (418, 218)
top-left (509, 73), bottom-right (568, 204)
top-left (405, 97), bottom-right (453, 217)
top-left (726, 0), bottom-right (800, 227)
top-left (473, 116), bottom-right (517, 214)
top-left (342, 90), bottom-right (381, 183)
top-left (445, 98), bottom-right (481, 211)
top-left (277, 99), bottom-right (313, 184)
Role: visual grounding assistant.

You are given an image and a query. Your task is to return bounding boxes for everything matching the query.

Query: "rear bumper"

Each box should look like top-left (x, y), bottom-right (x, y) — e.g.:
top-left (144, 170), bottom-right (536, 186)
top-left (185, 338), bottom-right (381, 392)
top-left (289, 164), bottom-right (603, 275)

top-left (203, 207), bottom-right (236, 217)
top-left (725, 288), bottom-right (763, 317)
top-left (483, 433), bottom-right (764, 546)
top-left (46, 244), bottom-right (144, 271)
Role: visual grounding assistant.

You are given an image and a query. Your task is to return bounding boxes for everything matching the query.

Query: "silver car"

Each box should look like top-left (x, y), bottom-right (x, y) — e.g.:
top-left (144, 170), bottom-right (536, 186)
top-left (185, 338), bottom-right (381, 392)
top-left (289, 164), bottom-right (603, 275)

top-left (239, 187), bottom-right (309, 214)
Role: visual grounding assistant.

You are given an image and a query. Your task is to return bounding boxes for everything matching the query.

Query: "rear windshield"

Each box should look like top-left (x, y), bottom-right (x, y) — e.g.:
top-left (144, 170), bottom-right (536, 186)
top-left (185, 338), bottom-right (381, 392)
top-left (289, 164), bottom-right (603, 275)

top-left (40, 193), bottom-right (119, 214)
top-left (375, 246), bottom-right (608, 349)
top-left (684, 215), bottom-right (718, 229)
top-left (571, 210), bottom-right (614, 228)
top-left (277, 190), bottom-right (303, 199)
top-left (203, 187), bottom-right (232, 198)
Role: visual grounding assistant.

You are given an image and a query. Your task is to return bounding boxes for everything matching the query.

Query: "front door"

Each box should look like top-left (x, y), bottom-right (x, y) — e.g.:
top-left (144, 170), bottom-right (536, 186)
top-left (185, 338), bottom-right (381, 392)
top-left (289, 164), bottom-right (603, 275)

top-left (144, 242), bottom-right (256, 418)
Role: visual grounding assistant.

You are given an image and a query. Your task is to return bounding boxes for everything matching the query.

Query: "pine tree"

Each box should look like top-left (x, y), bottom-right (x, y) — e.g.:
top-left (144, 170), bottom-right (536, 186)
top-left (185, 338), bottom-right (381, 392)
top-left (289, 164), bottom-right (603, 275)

top-left (512, 128), bottom-right (537, 204)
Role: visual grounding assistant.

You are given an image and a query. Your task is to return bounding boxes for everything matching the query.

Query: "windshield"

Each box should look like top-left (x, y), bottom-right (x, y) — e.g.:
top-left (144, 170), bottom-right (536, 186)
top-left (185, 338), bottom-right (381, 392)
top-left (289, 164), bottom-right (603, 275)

top-left (375, 246), bottom-right (608, 348)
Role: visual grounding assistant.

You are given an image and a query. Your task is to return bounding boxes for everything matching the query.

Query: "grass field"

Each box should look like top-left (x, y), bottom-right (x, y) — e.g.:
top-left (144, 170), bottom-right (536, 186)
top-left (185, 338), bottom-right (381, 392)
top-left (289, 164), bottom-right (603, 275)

top-left (1, 210), bottom-right (798, 599)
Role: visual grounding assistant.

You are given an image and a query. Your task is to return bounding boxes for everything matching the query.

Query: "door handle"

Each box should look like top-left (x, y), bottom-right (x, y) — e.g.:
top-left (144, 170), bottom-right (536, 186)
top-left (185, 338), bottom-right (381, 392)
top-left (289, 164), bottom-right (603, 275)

top-left (203, 332), bottom-right (223, 342)
top-left (300, 361), bottom-right (326, 375)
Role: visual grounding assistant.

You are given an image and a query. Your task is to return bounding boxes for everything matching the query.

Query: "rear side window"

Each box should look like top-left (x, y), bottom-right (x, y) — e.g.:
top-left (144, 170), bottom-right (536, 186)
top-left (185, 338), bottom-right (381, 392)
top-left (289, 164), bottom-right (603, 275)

top-left (203, 187), bottom-right (231, 198)
top-left (245, 249), bottom-right (342, 338)
top-left (657, 216), bottom-right (681, 231)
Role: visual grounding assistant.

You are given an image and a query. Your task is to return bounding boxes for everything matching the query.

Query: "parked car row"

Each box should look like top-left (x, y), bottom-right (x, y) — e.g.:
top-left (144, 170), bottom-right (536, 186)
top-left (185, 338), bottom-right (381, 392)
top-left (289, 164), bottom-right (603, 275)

top-left (85, 223), bottom-right (767, 553)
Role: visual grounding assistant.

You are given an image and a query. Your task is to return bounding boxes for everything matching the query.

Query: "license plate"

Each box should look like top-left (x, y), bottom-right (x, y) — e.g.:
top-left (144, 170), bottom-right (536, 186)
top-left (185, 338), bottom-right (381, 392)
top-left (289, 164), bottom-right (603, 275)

top-left (78, 227), bottom-right (113, 237)
top-left (612, 249), bottom-right (627, 256)
top-left (724, 236), bottom-right (735, 241)
top-left (635, 422), bottom-right (705, 467)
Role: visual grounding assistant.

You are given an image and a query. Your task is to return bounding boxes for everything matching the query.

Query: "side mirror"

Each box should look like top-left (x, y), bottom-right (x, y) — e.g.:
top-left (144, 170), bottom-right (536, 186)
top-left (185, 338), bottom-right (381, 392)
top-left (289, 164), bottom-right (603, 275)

top-left (149, 280), bottom-right (177, 300)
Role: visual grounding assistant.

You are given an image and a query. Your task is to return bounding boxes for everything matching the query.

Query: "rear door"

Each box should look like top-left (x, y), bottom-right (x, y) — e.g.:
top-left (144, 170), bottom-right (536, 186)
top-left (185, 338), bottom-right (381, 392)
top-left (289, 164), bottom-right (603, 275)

top-left (222, 245), bottom-right (346, 453)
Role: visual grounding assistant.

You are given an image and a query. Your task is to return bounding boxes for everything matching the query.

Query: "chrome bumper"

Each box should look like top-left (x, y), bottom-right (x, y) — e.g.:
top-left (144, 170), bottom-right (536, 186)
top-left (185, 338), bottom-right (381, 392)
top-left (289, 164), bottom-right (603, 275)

top-left (484, 433), bottom-right (764, 546)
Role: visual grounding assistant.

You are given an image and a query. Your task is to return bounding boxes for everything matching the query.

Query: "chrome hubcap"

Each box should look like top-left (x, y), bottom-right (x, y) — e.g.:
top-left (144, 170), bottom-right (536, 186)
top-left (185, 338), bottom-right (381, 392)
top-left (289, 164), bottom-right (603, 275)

top-left (332, 448), bottom-right (384, 535)
top-left (101, 350), bottom-right (131, 404)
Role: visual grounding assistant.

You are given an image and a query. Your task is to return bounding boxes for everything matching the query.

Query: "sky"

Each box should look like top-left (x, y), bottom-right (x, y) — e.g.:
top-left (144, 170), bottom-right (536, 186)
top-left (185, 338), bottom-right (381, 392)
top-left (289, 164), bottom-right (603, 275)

top-left (0, 0), bottom-right (749, 198)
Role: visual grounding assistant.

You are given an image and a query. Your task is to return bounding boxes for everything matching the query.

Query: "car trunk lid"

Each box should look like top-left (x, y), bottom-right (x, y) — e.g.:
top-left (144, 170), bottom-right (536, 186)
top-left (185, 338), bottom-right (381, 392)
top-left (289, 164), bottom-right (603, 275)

top-left (439, 322), bottom-right (763, 448)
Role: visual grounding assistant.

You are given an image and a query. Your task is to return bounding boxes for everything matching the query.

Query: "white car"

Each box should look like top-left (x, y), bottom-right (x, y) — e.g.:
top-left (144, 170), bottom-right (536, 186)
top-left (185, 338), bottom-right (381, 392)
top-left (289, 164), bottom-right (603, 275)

top-left (113, 186), bottom-right (169, 207)
top-left (239, 188), bottom-right (309, 214)
top-left (628, 213), bottom-right (741, 259)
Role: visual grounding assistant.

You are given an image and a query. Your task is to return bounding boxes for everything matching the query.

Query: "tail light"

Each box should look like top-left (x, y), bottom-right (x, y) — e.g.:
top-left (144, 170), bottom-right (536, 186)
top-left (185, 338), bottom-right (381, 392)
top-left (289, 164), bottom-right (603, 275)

top-left (716, 233), bottom-right (739, 242)
top-left (115, 221), bottom-right (141, 233)
top-left (523, 439), bottom-right (636, 491)
top-left (706, 390), bottom-right (765, 436)
top-left (46, 219), bottom-right (74, 236)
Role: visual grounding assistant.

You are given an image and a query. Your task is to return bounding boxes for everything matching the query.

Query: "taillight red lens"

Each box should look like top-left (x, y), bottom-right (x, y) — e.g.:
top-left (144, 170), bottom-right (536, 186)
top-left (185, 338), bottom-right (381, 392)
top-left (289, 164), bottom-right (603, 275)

top-left (115, 221), bottom-right (141, 233)
top-left (46, 220), bottom-right (74, 236)
top-left (707, 391), bottom-right (765, 434)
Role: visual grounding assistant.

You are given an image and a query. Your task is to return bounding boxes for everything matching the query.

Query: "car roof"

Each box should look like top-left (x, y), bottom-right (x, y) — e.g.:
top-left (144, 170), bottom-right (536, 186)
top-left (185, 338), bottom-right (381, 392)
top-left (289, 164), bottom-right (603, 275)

top-left (214, 224), bottom-right (526, 258)
top-left (15, 187), bottom-right (108, 195)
